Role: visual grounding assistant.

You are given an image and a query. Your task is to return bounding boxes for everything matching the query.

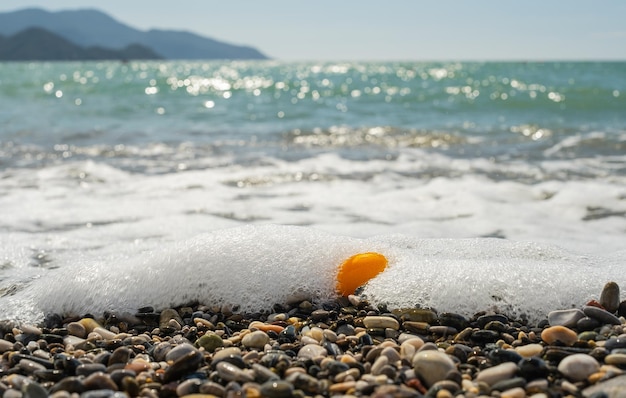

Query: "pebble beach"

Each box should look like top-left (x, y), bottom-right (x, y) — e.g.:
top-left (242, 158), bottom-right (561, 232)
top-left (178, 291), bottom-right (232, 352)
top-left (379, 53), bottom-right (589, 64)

top-left (2, 282), bottom-right (626, 398)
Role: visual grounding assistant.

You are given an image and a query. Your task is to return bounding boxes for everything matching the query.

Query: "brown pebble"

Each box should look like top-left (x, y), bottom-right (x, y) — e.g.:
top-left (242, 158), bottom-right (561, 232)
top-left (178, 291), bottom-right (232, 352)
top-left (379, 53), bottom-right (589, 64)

top-left (541, 325), bottom-right (578, 346)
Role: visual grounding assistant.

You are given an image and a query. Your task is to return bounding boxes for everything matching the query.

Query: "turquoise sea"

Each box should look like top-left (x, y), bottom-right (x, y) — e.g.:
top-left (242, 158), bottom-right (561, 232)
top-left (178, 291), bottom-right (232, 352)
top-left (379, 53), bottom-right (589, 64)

top-left (0, 61), bottom-right (625, 320)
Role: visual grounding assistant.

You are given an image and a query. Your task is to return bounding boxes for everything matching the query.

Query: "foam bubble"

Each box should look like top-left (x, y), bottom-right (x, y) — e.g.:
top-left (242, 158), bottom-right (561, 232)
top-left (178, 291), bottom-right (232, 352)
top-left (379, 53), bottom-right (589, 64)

top-left (2, 225), bottom-right (622, 323)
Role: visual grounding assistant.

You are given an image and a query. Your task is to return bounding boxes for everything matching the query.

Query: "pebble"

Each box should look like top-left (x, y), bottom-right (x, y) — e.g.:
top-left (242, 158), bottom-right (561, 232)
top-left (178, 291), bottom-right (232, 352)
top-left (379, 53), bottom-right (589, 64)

top-left (2, 283), bottom-right (626, 398)
top-left (362, 315), bottom-right (400, 330)
top-left (557, 353), bottom-right (600, 382)
top-left (66, 322), bottom-right (87, 338)
top-left (547, 308), bottom-right (585, 328)
top-left (241, 330), bottom-right (270, 349)
top-left (583, 305), bottom-right (622, 325)
top-left (297, 343), bottom-right (327, 359)
top-left (412, 350), bottom-right (456, 388)
top-left (515, 343), bottom-right (543, 358)
top-left (259, 380), bottom-right (294, 398)
top-left (582, 374), bottom-right (626, 397)
top-left (475, 362), bottom-right (518, 386)
top-left (605, 353), bottom-right (626, 366)
top-left (541, 325), bottom-right (578, 346)
top-left (195, 333), bottom-right (224, 352)
top-left (600, 281), bottom-right (620, 314)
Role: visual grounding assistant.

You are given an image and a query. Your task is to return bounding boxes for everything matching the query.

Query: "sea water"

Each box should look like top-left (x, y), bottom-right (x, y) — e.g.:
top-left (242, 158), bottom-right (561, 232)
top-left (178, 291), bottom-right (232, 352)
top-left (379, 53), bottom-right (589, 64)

top-left (0, 61), bottom-right (624, 322)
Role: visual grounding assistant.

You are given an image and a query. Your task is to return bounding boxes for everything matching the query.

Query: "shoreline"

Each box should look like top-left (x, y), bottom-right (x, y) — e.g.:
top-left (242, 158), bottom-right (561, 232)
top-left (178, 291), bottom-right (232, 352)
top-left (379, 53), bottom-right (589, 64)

top-left (1, 283), bottom-right (626, 397)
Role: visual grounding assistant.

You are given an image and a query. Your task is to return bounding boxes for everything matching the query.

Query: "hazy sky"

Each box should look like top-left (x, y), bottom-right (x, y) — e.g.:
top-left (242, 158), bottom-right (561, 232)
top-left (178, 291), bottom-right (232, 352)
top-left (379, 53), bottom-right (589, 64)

top-left (1, 0), bottom-right (625, 61)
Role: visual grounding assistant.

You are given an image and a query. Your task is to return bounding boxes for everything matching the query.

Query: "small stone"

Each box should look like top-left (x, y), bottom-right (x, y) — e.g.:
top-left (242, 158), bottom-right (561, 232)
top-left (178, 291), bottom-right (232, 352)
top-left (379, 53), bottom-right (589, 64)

top-left (438, 312), bottom-right (469, 330)
top-left (541, 325), bottom-right (578, 346)
top-left (576, 316), bottom-right (601, 331)
top-left (371, 355), bottom-right (389, 376)
top-left (76, 363), bottom-right (107, 377)
top-left (199, 381), bottom-right (226, 396)
top-left (600, 281), bottom-right (620, 314)
top-left (393, 308), bottom-right (438, 323)
top-left (412, 350), bottom-right (456, 388)
top-left (518, 357), bottom-right (549, 381)
top-left (216, 361), bottom-right (252, 383)
top-left (380, 346), bottom-right (401, 363)
top-left (515, 343), bottom-right (543, 358)
top-left (176, 378), bottom-right (203, 396)
top-left (362, 315), bottom-right (400, 330)
top-left (547, 309), bottom-right (585, 328)
top-left (242, 330), bottom-right (270, 349)
top-left (583, 305), bottom-right (621, 325)
top-left (259, 380), bottom-right (294, 398)
top-left (78, 318), bottom-right (101, 334)
top-left (0, 339), bottom-right (14, 353)
top-left (67, 322), bottom-right (87, 338)
top-left (165, 343), bottom-right (200, 362)
top-left (22, 381), bottom-right (48, 398)
top-left (582, 374), bottom-right (626, 397)
top-left (83, 373), bottom-right (118, 391)
top-left (297, 344), bottom-right (327, 360)
top-left (162, 343), bottom-right (204, 383)
top-left (605, 337), bottom-right (626, 351)
top-left (500, 387), bottom-right (526, 398)
top-left (557, 353), bottom-right (600, 382)
top-left (159, 308), bottom-right (183, 330)
top-left (195, 333), bottom-right (224, 353)
top-left (18, 359), bottom-right (46, 374)
top-left (605, 353), bottom-right (626, 366)
top-left (211, 347), bottom-right (242, 365)
top-left (108, 346), bottom-right (133, 366)
top-left (474, 362), bottom-right (518, 386)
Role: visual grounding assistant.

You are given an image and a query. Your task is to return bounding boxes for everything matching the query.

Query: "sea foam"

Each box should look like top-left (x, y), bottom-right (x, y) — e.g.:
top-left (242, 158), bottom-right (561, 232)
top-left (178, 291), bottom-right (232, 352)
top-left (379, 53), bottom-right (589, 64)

top-left (2, 224), bottom-right (622, 323)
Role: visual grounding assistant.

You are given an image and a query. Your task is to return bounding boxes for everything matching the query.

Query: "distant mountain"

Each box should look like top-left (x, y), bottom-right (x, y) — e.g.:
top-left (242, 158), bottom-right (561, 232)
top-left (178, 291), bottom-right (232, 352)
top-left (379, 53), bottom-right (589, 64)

top-left (0, 8), bottom-right (268, 60)
top-left (0, 27), bottom-right (161, 61)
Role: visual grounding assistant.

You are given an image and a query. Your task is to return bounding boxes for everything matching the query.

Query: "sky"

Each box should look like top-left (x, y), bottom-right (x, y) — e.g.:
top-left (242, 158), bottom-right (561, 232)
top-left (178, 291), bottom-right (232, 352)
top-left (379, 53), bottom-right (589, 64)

top-left (0, 0), bottom-right (625, 61)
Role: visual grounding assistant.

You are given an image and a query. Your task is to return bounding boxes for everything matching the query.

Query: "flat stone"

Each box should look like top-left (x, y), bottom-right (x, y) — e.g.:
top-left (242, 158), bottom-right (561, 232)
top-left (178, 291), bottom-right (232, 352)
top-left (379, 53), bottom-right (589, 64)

top-left (557, 353), bottom-right (600, 382)
top-left (583, 305), bottom-right (621, 325)
top-left (412, 350), bottom-right (456, 388)
top-left (363, 316), bottom-right (400, 330)
top-left (541, 325), bottom-right (578, 346)
top-left (548, 309), bottom-right (586, 328)
top-left (474, 362), bottom-right (518, 386)
top-left (600, 282), bottom-right (620, 314)
top-left (515, 343), bottom-right (543, 358)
